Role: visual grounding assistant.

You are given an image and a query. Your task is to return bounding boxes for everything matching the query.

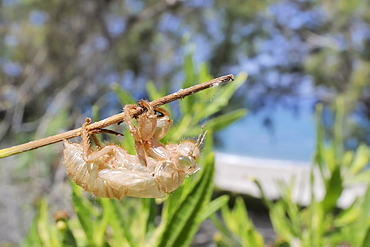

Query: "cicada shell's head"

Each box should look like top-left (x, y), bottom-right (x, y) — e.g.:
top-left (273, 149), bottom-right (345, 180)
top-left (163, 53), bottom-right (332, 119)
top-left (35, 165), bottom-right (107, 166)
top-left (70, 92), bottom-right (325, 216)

top-left (153, 107), bottom-right (172, 140)
top-left (176, 140), bottom-right (201, 175)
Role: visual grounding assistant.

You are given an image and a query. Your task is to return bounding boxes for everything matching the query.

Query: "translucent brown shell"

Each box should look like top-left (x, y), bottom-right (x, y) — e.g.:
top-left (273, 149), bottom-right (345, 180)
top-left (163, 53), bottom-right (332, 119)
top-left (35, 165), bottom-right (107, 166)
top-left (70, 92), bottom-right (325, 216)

top-left (63, 101), bottom-right (203, 199)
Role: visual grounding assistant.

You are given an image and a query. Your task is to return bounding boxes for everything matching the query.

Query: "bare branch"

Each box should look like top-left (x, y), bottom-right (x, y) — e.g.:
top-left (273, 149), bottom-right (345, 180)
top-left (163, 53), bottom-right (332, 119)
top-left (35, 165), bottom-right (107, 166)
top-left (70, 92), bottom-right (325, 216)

top-left (0, 74), bottom-right (234, 159)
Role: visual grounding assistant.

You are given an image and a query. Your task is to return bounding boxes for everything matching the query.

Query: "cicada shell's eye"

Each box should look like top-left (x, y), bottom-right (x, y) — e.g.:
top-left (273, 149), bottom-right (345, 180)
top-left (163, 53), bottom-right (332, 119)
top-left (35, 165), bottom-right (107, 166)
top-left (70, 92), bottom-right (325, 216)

top-left (178, 156), bottom-right (199, 175)
top-left (178, 156), bottom-right (194, 168)
top-left (153, 107), bottom-right (172, 140)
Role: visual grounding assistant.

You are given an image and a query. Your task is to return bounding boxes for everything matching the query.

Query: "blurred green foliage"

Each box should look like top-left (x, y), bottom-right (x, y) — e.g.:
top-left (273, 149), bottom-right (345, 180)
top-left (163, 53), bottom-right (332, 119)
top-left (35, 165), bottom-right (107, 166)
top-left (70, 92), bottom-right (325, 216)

top-left (211, 197), bottom-right (265, 246)
top-left (257, 99), bottom-right (369, 246)
top-left (209, 98), bottom-right (370, 246)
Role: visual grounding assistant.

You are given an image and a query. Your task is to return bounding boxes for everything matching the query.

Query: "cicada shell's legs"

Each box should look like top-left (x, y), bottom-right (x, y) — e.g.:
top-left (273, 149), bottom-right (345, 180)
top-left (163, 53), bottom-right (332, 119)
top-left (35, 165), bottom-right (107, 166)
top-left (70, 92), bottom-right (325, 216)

top-left (137, 100), bottom-right (171, 161)
top-left (124, 104), bottom-right (150, 166)
top-left (153, 162), bottom-right (182, 194)
top-left (89, 129), bottom-right (124, 149)
top-left (90, 134), bottom-right (103, 149)
top-left (84, 145), bottom-right (118, 163)
top-left (82, 118), bottom-right (93, 161)
top-left (123, 104), bottom-right (140, 137)
top-left (137, 100), bottom-right (157, 141)
top-left (135, 143), bottom-right (149, 167)
top-left (91, 128), bottom-right (123, 137)
top-left (152, 162), bottom-right (169, 193)
top-left (81, 118), bottom-right (117, 165)
top-left (123, 101), bottom-right (170, 166)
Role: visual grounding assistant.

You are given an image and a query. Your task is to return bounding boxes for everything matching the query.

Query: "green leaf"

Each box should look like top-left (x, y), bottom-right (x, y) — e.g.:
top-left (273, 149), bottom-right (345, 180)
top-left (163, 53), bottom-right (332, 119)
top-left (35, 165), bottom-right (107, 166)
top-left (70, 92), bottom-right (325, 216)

top-left (333, 97), bottom-right (344, 159)
top-left (99, 199), bottom-right (129, 247)
top-left (183, 52), bottom-right (197, 90)
top-left (36, 199), bottom-right (60, 247)
top-left (321, 166), bottom-right (343, 212)
top-left (348, 169), bottom-right (370, 185)
top-left (111, 83), bottom-right (136, 105)
top-left (59, 220), bottom-right (78, 247)
top-left (333, 200), bottom-right (360, 227)
top-left (210, 214), bottom-right (236, 247)
top-left (234, 197), bottom-right (250, 229)
top-left (109, 200), bottom-right (138, 247)
top-left (349, 144), bottom-right (370, 175)
top-left (358, 186), bottom-right (370, 246)
top-left (362, 226), bottom-right (370, 247)
top-left (173, 154), bottom-right (215, 247)
top-left (234, 197), bottom-right (264, 246)
top-left (94, 199), bottom-right (111, 246)
top-left (314, 103), bottom-right (328, 181)
top-left (142, 198), bottom-right (158, 235)
top-left (146, 81), bottom-right (166, 102)
top-left (23, 211), bottom-right (43, 246)
top-left (199, 195), bottom-right (229, 222)
top-left (275, 181), bottom-right (301, 237)
top-left (205, 109), bottom-right (247, 132)
top-left (195, 72), bottom-right (247, 121)
top-left (167, 114), bottom-right (193, 142)
top-left (269, 202), bottom-right (296, 241)
top-left (180, 52), bottom-right (198, 115)
top-left (160, 180), bottom-right (186, 222)
top-left (71, 183), bottom-right (96, 245)
top-left (199, 63), bottom-right (212, 83)
top-left (155, 152), bottom-right (215, 247)
top-left (252, 178), bottom-right (273, 208)
top-left (220, 200), bottom-right (235, 233)
top-left (91, 105), bottom-right (103, 149)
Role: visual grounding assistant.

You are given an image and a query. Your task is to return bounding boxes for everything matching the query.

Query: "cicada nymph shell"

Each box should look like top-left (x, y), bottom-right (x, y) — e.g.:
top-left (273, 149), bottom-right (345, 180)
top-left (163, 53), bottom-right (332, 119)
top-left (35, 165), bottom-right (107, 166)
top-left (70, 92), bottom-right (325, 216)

top-left (63, 101), bottom-right (203, 199)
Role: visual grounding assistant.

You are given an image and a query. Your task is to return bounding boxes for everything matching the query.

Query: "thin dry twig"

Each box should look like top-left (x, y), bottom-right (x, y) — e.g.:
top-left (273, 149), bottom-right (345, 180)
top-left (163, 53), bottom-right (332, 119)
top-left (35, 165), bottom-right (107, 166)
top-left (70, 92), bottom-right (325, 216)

top-left (0, 74), bottom-right (234, 159)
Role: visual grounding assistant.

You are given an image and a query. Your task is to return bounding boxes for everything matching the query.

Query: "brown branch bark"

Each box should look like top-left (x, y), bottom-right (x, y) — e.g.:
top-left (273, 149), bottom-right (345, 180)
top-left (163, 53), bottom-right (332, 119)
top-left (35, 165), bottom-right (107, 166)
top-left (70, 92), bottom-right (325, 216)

top-left (0, 74), bottom-right (234, 159)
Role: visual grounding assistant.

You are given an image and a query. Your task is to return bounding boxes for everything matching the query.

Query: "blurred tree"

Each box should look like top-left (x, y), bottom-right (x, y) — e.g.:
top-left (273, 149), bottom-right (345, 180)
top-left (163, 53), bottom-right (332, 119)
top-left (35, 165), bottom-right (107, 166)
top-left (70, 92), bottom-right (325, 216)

top-left (0, 0), bottom-right (188, 143)
top-left (303, 0), bottom-right (370, 145)
top-left (2, 0), bottom-right (370, 145)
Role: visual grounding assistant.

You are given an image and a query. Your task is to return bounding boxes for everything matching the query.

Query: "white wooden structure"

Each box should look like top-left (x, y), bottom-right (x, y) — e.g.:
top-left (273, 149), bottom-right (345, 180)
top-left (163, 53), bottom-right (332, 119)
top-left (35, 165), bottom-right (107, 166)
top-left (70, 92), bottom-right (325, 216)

top-left (214, 152), bottom-right (366, 208)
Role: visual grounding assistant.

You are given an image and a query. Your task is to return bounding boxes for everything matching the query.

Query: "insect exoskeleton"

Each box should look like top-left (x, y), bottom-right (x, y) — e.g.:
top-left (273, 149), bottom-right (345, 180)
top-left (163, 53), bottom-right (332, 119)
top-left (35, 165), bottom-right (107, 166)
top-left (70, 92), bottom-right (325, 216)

top-left (153, 140), bottom-right (201, 193)
top-left (63, 139), bottom-right (201, 199)
top-left (63, 102), bottom-right (203, 199)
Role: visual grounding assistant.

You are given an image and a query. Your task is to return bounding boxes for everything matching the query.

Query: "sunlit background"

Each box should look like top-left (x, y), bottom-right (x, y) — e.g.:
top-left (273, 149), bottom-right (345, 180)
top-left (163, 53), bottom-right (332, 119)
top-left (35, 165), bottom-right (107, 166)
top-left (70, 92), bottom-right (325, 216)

top-left (1, 0), bottom-right (370, 244)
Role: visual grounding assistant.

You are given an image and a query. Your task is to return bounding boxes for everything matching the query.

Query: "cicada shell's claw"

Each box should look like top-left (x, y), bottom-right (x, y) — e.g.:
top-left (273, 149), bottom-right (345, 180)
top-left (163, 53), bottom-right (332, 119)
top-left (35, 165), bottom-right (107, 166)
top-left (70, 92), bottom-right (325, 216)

top-left (91, 128), bottom-right (124, 137)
